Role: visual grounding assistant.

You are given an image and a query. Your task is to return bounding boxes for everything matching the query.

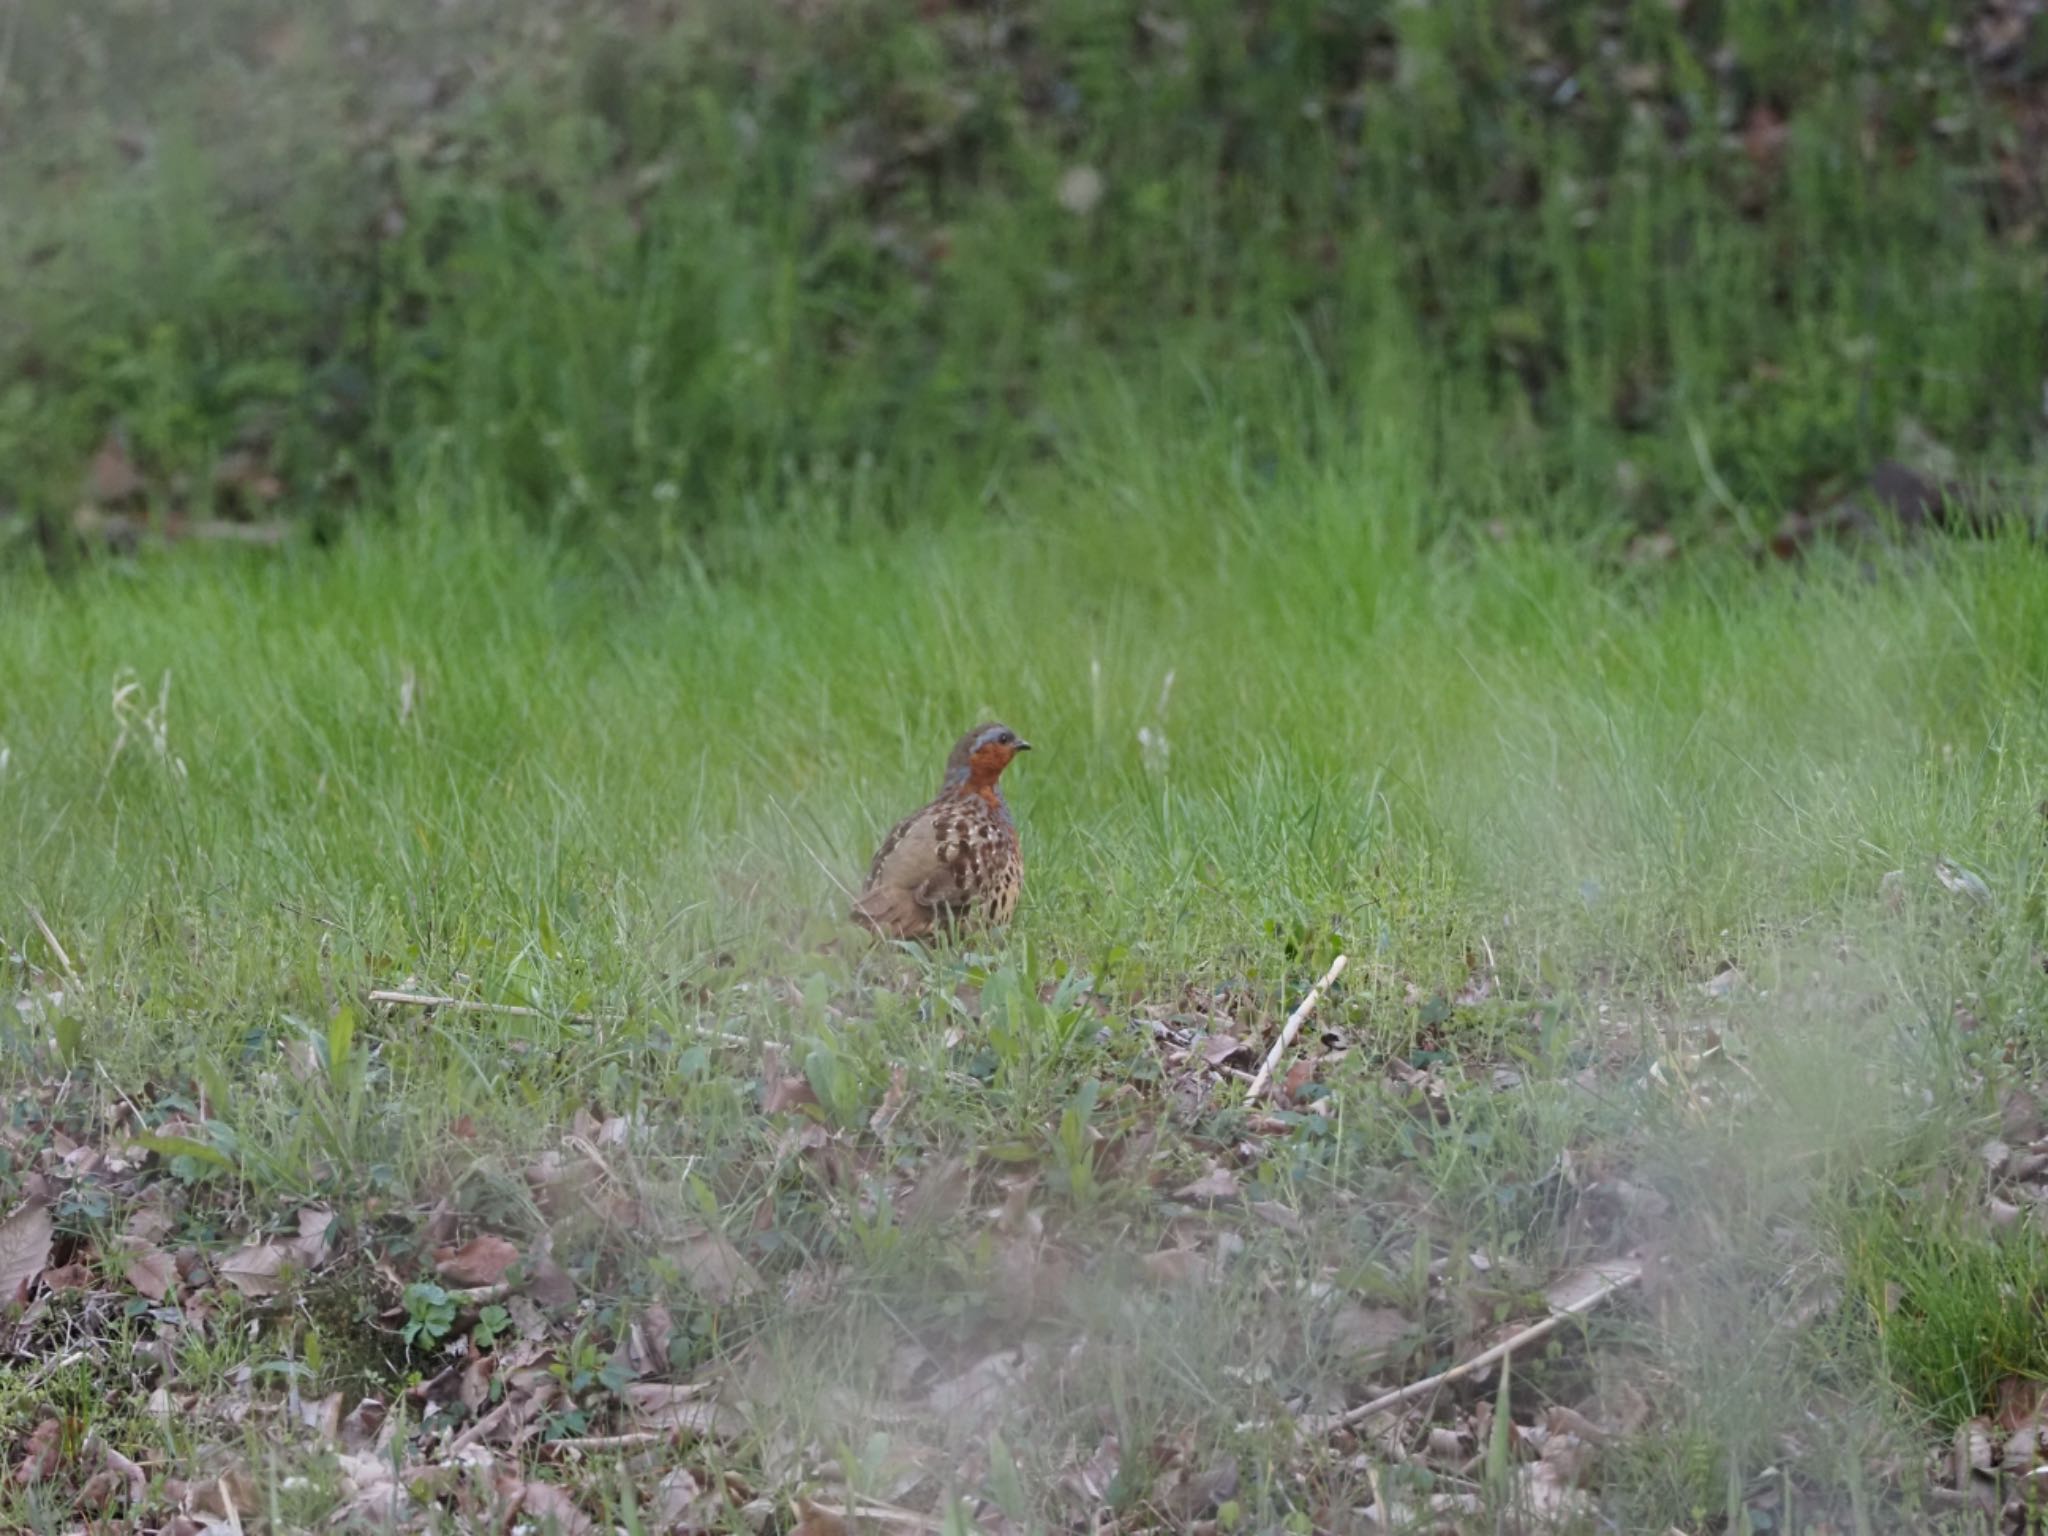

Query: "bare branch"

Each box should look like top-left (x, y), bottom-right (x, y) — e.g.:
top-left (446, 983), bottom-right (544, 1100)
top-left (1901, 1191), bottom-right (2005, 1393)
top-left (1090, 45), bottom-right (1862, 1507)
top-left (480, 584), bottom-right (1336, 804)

top-left (1306, 1258), bottom-right (1642, 1437)
top-left (1245, 953), bottom-right (1348, 1102)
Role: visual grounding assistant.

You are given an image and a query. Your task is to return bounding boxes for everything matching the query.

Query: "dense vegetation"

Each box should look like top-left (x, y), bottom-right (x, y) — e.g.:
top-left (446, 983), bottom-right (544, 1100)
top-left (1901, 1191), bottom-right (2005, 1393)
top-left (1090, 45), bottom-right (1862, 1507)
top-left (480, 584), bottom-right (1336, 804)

top-left (3, 4), bottom-right (2048, 1533)
top-left (4, 0), bottom-right (2044, 557)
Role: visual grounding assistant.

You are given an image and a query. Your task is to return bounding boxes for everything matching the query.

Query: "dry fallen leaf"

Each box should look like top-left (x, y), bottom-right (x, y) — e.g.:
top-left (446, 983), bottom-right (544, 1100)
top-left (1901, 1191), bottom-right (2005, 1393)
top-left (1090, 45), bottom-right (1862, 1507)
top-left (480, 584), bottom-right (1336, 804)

top-left (624, 1382), bottom-right (742, 1440)
top-left (292, 1389), bottom-right (342, 1444)
top-left (670, 1228), bottom-right (760, 1306)
top-left (216, 1242), bottom-right (290, 1298)
top-left (125, 1206), bottom-right (176, 1244)
top-left (506, 1477), bottom-right (596, 1534)
top-left (869, 1065), bottom-right (912, 1135)
top-left (905, 1154), bottom-right (971, 1225)
top-left (117, 1237), bottom-right (177, 1302)
top-left (527, 1253), bottom-right (578, 1311)
top-left (791, 1497), bottom-right (851, 1536)
top-left (0, 1202), bottom-right (54, 1306)
top-left (1516, 1458), bottom-right (1594, 1528)
top-left (1330, 1304), bottom-right (1417, 1368)
top-left (434, 1233), bottom-right (520, 1288)
top-left (762, 1075), bottom-right (819, 1115)
top-left (1140, 1246), bottom-right (1213, 1289)
top-left (926, 1349), bottom-right (1026, 1426)
top-left (332, 1451), bottom-right (405, 1525)
top-left (1249, 1199), bottom-right (1304, 1234)
top-left (1174, 1166), bottom-right (1242, 1203)
top-left (12, 1418), bottom-right (61, 1486)
top-left (652, 1466), bottom-right (714, 1528)
top-left (1201, 1033), bottom-right (1246, 1065)
top-left (78, 1439), bottom-right (148, 1512)
top-left (291, 1207), bottom-right (336, 1266)
top-left (340, 1397), bottom-right (388, 1454)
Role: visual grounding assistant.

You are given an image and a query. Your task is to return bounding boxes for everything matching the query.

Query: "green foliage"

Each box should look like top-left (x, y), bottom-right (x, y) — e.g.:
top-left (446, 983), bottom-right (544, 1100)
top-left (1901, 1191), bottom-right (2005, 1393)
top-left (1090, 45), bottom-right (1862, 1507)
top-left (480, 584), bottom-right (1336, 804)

top-left (2, 6), bottom-right (2047, 1529)
top-left (400, 1281), bottom-right (458, 1352)
top-left (1049, 1079), bottom-right (1102, 1209)
top-left (1846, 1201), bottom-right (2048, 1432)
top-left (2, 0), bottom-right (2041, 551)
top-left (0, 550), bottom-right (2030, 1536)
top-left (472, 1304), bottom-right (513, 1351)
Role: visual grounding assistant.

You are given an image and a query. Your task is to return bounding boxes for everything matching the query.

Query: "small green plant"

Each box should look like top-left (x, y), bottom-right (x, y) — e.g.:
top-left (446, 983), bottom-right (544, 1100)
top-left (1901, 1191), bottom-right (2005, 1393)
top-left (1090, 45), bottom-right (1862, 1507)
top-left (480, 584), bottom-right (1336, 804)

top-left (400, 1283), bottom-right (458, 1352)
top-left (471, 1305), bottom-right (513, 1351)
top-left (1048, 1079), bottom-right (1102, 1209)
top-left (50, 1009), bottom-right (87, 1071)
top-left (324, 1005), bottom-right (357, 1093)
top-left (540, 1330), bottom-right (638, 1440)
top-left (803, 1037), bottom-right (877, 1130)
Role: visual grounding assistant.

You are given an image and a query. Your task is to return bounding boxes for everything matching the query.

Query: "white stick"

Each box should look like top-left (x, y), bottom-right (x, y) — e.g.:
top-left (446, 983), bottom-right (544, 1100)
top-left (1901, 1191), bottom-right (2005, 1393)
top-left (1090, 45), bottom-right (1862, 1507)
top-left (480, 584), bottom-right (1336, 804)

top-left (26, 906), bottom-right (76, 980)
top-left (537, 1430), bottom-right (669, 1457)
top-left (1245, 954), bottom-right (1348, 1102)
top-left (1306, 1259), bottom-right (1642, 1436)
top-left (369, 988), bottom-right (597, 1022)
top-left (367, 989), bottom-right (773, 1050)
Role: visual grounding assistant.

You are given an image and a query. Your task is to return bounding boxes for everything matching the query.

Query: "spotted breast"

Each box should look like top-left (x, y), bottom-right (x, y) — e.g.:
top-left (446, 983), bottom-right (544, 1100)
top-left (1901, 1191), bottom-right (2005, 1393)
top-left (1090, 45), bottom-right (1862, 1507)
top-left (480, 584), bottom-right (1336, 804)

top-left (851, 722), bottom-right (1030, 940)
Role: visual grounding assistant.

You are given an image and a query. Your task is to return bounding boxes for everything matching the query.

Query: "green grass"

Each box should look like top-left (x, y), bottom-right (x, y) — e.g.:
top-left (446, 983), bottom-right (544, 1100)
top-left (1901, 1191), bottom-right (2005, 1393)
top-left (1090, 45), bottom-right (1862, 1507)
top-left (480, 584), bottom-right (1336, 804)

top-left (4, 0), bottom-right (2043, 546)
top-left (6, 1), bottom-right (2048, 1528)
top-left (4, 408), bottom-right (2048, 1527)
top-left (1848, 1204), bottom-right (2048, 1434)
top-left (11, 432), bottom-right (2046, 1030)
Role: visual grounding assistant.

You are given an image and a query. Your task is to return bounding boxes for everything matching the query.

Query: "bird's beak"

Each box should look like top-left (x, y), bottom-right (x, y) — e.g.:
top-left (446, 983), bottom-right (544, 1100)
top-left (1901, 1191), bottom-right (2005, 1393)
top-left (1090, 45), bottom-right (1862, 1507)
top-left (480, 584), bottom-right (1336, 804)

top-left (1017, 739), bottom-right (1033, 752)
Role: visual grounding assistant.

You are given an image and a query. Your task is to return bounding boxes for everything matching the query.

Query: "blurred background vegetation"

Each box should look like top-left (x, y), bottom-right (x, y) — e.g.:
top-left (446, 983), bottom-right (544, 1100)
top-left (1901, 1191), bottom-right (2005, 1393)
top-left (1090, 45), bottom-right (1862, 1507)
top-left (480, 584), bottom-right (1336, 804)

top-left (3, 0), bottom-right (2043, 565)
top-left (5, 11), bottom-right (2048, 1525)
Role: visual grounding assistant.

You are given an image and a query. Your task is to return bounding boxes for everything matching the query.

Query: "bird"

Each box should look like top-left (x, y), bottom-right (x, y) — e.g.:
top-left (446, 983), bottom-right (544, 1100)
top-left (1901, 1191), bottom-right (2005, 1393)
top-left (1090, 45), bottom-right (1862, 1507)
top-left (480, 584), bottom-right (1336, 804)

top-left (852, 722), bottom-right (1031, 940)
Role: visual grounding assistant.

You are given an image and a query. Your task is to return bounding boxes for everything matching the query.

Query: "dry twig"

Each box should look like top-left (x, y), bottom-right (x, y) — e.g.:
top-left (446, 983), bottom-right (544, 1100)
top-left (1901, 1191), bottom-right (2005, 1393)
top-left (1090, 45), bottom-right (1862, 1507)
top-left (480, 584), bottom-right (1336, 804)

top-left (800, 1495), bottom-right (946, 1532)
top-left (538, 1430), bottom-right (669, 1458)
top-left (1244, 953), bottom-right (1348, 1101)
top-left (369, 989), bottom-right (600, 1023)
top-left (26, 906), bottom-right (76, 980)
top-left (1306, 1258), bottom-right (1643, 1437)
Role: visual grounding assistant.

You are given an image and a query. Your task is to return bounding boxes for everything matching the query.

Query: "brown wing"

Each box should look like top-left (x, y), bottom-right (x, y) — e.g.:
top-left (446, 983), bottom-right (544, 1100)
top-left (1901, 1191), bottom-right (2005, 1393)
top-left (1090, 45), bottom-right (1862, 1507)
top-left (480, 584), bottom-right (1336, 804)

top-left (853, 796), bottom-right (1015, 937)
top-left (864, 803), bottom-right (931, 889)
top-left (852, 801), bottom-right (949, 938)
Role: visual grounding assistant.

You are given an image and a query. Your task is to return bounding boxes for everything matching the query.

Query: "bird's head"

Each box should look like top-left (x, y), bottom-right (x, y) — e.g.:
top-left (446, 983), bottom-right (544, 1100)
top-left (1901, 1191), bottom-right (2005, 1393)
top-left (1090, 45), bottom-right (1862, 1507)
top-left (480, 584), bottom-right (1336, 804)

top-left (943, 721), bottom-right (1031, 790)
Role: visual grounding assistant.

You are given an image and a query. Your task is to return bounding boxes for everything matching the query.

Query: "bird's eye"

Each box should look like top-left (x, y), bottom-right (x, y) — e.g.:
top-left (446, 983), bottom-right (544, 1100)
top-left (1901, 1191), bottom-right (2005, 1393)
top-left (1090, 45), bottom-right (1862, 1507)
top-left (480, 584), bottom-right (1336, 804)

top-left (1000, 732), bottom-right (1016, 745)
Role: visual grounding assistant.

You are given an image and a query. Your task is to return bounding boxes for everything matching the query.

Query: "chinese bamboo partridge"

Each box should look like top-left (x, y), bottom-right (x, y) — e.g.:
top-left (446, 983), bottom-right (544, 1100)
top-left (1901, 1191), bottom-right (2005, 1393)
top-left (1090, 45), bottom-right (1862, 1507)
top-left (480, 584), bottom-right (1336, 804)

top-left (852, 722), bottom-right (1031, 940)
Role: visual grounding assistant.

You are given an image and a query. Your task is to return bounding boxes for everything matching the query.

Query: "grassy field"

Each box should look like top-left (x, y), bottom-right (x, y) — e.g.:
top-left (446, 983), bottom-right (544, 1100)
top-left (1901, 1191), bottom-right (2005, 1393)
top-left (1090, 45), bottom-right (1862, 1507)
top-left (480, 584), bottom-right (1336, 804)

top-left (5, 407), bottom-right (2048, 1529)
top-left (8, 1), bottom-right (2048, 1531)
